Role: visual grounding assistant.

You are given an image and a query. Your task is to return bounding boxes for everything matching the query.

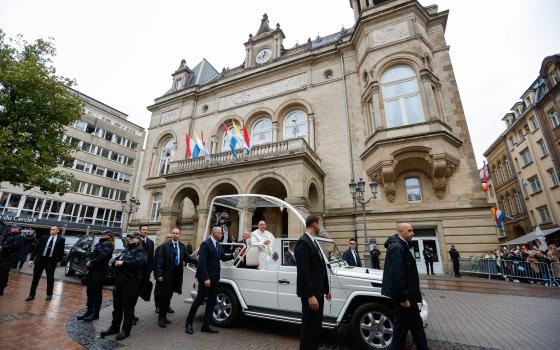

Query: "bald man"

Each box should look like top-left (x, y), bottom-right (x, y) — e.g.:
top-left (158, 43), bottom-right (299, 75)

top-left (381, 223), bottom-right (427, 350)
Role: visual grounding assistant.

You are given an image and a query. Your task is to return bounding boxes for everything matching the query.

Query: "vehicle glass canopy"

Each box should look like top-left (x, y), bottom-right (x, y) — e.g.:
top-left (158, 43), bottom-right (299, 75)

top-left (317, 239), bottom-right (345, 265)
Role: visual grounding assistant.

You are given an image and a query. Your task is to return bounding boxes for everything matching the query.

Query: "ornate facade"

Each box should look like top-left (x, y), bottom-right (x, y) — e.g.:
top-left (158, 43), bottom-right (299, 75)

top-left (132, 0), bottom-right (497, 273)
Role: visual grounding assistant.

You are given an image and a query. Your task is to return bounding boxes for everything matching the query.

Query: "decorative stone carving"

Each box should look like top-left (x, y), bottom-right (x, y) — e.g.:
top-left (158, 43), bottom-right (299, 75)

top-left (384, 182), bottom-right (396, 203)
top-left (161, 108), bottom-right (180, 124)
top-left (219, 73), bottom-right (307, 110)
top-left (372, 21), bottom-right (409, 47)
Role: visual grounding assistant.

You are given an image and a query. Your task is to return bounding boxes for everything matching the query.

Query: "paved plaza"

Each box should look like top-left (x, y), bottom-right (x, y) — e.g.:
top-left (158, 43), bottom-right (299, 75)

top-left (0, 268), bottom-right (559, 350)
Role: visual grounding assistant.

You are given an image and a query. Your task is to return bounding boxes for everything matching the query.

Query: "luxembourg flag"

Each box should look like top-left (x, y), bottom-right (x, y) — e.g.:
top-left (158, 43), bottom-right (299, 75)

top-left (232, 120), bottom-right (251, 154)
top-left (491, 207), bottom-right (506, 228)
top-left (223, 123), bottom-right (238, 158)
top-left (193, 131), bottom-right (210, 158)
top-left (185, 134), bottom-right (201, 159)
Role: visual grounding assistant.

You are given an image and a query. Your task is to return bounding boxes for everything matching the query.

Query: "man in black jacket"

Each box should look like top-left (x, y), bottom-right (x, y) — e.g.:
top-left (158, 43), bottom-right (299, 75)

top-left (100, 232), bottom-right (147, 341)
top-left (136, 224), bottom-right (155, 323)
top-left (26, 226), bottom-right (65, 301)
top-left (449, 245), bottom-right (461, 277)
top-left (342, 238), bottom-right (362, 267)
top-left (0, 225), bottom-right (23, 296)
top-left (78, 230), bottom-right (115, 322)
top-left (154, 227), bottom-right (197, 328)
top-left (185, 226), bottom-right (238, 335)
top-left (295, 215), bottom-right (331, 350)
top-left (381, 223), bottom-right (427, 350)
top-left (154, 233), bottom-right (172, 314)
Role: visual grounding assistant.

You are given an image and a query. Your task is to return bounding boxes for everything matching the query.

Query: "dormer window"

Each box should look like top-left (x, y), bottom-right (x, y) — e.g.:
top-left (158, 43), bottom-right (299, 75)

top-left (175, 79), bottom-right (182, 91)
top-left (550, 69), bottom-right (560, 86)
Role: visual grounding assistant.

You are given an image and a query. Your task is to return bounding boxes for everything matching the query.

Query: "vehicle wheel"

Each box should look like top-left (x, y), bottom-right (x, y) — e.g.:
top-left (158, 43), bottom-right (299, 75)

top-left (64, 261), bottom-right (75, 276)
top-left (212, 286), bottom-right (240, 328)
top-left (350, 302), bottom-right (394, 350)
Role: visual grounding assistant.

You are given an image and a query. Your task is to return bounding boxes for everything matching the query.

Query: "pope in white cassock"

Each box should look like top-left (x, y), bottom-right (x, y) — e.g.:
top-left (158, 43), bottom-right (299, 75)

top-left (250, 220), bottom-right (276, 269)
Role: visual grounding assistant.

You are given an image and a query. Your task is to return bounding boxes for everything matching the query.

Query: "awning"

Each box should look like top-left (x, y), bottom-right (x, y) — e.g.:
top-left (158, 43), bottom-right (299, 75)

top-left (502, 227), bottom-right (560, 245)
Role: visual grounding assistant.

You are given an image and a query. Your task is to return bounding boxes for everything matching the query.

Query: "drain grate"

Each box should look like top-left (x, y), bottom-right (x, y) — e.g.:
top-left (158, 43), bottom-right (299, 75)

top-left (0, 312), bottom-right (35, 323)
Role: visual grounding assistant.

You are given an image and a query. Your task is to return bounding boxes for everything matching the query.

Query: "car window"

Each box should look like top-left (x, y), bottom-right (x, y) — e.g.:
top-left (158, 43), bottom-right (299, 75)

top-left (80, 236), bottom-right (94, 250)
top-left (64, 236), bottom-right (80, 246)
top-left (114, 238), bottom-right (124, 250)
top-left (282, 240), bottom-right (298, 266)
top-left (318, 240), bottom-right (344, 265)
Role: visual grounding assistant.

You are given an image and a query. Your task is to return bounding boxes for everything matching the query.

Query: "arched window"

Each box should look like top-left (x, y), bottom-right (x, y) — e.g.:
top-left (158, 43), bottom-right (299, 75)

top-left (508, 195), bottom-right (516, 215)
top-left (251, 118), bottom-right (273, 146)
top-left (513, 190), bottom-right (523, 213)
top-left (150, 193), bottom-right (162, 222)
top-left (493, 165), bottom-right (501, 184)
top-left (159, 138), bottom-right (175, 176)
top-left (505, 158), bottom-right (514, 177)
top-left (405, 177), bottom-right (422, 202)
top-left (221, 126), bottom-right (243, 152)
top-left (498, 161), bottom-right (506, 181)
top-left (381, 65), bottom-right (424, 128)
top-left (283, 110), bottom-right (308, 140)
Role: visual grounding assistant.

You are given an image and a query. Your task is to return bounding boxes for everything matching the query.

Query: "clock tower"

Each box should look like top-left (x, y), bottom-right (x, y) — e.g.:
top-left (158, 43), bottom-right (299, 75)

top-left (244, 13), bottom-right (285, 68)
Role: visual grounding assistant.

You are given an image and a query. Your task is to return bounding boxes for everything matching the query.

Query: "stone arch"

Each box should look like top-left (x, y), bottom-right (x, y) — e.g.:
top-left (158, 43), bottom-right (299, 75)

top-left (245, 172), bottom-right (292, 199)
top-left (154, 130), bottom-right (178, 148)
top-left (214, 115), bottom-right (244, 152)
top-left (370, 51), bottom-right (425, 82)
top-left (248, 176), bottom-right (289, 237)
top-left (307, 181), bottom-right (321, 211)
top-left (205, 179), bottom-right (242, 206)
top-left (275, 98), bottom-right (313, 118)
top-left (244, 106), bottom-right (276, 125)
top-left (169, 184), bottom-right (201, 208)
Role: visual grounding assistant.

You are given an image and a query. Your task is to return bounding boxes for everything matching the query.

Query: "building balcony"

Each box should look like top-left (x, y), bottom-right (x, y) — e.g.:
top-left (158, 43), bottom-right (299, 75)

top-left (167, 138), bottom-right (322, 176)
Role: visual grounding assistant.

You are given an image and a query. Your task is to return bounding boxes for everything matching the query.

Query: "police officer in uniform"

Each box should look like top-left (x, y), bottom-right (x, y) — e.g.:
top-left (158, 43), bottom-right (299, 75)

top-left (77, 230), bottom-right (115, 321)
top-left (0, 225), bottom-right (23, 296)
top-left (101, 232), bottom-right (147, 341)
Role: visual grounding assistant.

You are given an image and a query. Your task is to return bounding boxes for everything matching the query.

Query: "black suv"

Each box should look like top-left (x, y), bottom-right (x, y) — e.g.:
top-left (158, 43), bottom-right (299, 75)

top-left (62, 236), bottom-right (80, 265)
top-left (65, 235), bottom-right (125, 279)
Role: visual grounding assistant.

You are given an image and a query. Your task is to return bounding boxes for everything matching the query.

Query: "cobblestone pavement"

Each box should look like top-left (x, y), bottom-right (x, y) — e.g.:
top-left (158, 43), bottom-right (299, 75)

top-left (1, 268), bottom-right (559, 349)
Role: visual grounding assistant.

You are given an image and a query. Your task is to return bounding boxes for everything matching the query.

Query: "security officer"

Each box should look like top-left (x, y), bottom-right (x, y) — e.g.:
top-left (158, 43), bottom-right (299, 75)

top-left (101, 232), bottom-right (147, 341)
top-left (77, 230), bottom-right (115, 321)
top-left (0, 225), bottom-right (23, 296)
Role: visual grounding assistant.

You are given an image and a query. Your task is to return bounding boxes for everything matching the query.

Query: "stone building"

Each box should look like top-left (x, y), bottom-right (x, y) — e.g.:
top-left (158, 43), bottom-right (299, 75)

top-left (0, 89), bottom-right (145, 236)
top-left (132, 0), bottom-right (497, 273)
top-left (484, 54), bottom-right (560, 243)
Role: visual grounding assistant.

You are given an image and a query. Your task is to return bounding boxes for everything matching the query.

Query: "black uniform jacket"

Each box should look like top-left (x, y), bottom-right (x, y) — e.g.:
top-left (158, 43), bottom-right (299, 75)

top-left (294, 233), bottom-right (329, 299)
top-left (381, 234), bottom-right (422, 304)
top-left (31, 235), bottom-right (65, 263)
top-left (112, 244), bottom-right (147, 284)
top-left (195, 237), bottom-right (234, 282)
top-left (88, 239), bottom-right (114, 271)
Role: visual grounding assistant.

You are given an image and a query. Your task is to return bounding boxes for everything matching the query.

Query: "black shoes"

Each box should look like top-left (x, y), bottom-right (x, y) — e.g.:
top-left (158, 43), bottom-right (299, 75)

top-left (201, 325), bottom-right (219, 333)
top-left (100, 327), bottom-right (119, 337)
top-left (25, 295), bottom-right (34, 301)
top-left (185, 323), bottom-right (193, 334)
top-left (158, 319), bottom-right (167, 328)
top-left (132, 316), bottom-right (139, 325)
top-left (83, 314), bottom-right (99, 322)
top-left (45, 295), bottom-right (52, 301)
top-left (155, 307), bottom-right (160, 314)
top-left (115, 332), bottom-right (130, 341)
top-left (77, 311), bottom-right (92, 320)
top-left (167, 307), bottom-right (174, 313)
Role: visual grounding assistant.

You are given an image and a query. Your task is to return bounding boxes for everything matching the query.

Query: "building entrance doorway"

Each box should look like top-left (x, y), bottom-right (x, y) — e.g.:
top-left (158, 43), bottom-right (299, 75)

top-left (409, 228), bottom-right (443, 274)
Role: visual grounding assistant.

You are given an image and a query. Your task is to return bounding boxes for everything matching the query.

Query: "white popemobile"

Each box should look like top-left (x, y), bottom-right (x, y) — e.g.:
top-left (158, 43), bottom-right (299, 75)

top-left (185, 194), bottom-right (428, 350)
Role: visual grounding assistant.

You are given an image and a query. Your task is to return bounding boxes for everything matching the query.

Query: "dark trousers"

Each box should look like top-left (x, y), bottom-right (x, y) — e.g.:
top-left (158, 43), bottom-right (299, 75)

top-left (0, 256), bottom-right (13, 291)
top-left (452, 259), bottom-right (461, 277)
top-left (86, 269), bottom-right (105, 315)
top-left (425, 259), bottom-right (434, 274)
top-left (392, 302), bottom-right (428, 350)
top-left (29, 257), bottom-right (56, 297)
top-left (111, 281), bottom-right (140, 334)
top-left (186, 279), bottom-right (217, 328)
top-left (300, 295), bottom-right (324, 350)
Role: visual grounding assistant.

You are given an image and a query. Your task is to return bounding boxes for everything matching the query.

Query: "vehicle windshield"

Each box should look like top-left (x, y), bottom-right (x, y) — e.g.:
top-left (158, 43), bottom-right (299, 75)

top-left (64, 236), bottom-right (80, 246)
top-left (317, 240), bottom-right (346, 265)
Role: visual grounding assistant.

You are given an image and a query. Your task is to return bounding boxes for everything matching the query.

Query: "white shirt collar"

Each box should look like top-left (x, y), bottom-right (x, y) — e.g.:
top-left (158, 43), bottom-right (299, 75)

top-left (210, 236), bottom-right (218, 246)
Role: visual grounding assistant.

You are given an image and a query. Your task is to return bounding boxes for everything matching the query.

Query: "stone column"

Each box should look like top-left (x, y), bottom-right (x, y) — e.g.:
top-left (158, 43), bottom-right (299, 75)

top-left (420, 70), bottom-right (440, 121)
top-left (307, 114), bottom-right (316, 150)
top-left (159, 207), bottom-right (181, 242)
top-left (272, 121), bottom-right (278, 142)
top-left (370, 82), bottom-right (383, 131)
top-left (195, 205), bottom-right (210, 247)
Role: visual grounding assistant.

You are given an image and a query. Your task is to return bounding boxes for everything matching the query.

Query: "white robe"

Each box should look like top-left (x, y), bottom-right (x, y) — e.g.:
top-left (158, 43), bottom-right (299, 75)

top-left (250, 229), bottom-right (276, 269)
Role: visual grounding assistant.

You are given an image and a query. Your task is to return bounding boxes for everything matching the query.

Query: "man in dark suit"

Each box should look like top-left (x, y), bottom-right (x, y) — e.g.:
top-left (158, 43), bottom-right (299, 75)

top-left (185, 226), bottom-right (238, 335)
top-left (295, 215), bottom-right (331, 350)
top-left (381, 223), bottom-right (428, 350)
top-left (136, 224), bottom-right (155, 322)
top-left (154, 227), bottom-right (197, 328)
top-left (153, 233), bottom-right (172, 313)
top-left (26, 226), bottom-right (65, 301)
top-left (342, 238), bottom-right (362, 267)
top-left (284, 240), bottom-right (297, 266)
top-left (0, 225), bottom-right (23, 296)
top-left (449, 245), bottom-right (461, 277)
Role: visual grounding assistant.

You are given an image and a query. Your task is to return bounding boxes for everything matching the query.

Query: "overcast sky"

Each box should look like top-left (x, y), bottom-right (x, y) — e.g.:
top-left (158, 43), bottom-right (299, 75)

top-left (1, 0), bottom-right (559, 165)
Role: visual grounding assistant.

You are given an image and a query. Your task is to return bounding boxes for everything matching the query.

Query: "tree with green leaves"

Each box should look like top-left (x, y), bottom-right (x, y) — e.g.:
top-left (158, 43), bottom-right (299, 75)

top-left (0, 29), bottom-right (82, 194)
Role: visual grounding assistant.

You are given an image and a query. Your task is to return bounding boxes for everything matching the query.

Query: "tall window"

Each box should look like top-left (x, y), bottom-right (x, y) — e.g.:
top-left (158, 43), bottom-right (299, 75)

top-left (159, 138), bottom-right (175, 176)
top-left (251, 118), bottom-right (273, 146)
top-left (381, 65), bottom-right (424, 128)
top-left (528, 175), bottom-right (542, 193)
top-left (537, 139), bottom-right (548, 157)
top-left (493, 165), bottom-right (501, 184)
top-left (537, 206), bottom-right (552, 224)
top-left (529, 116), bottom-right (539, 131)
top-left (547, 168), bottom-right (560, 187)
top-left (283, 110), bottom-right (308, 140)
top-left (405, 177), bottom-right (422, 202)
top-left (508, 195), bottom-right (516, 215)
top-left (505, 158), bottom-right (514, 177)
top-left (498, 161), bottom-right (506, 181)
top-left (150, 193), bottom-right (162, 222)
top-left (549, 109), bottom-right (560, 128)
top-left (513, 190), bottom-right (523, 213)
top-left (520, 148), bottom-right (532, 166)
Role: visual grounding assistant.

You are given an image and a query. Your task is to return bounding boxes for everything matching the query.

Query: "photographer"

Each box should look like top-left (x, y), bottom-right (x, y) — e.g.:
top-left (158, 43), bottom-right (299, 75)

top-left (216, 211), bottom-right (233, 252)
top-left (0, 225), bottom-right (24, 296)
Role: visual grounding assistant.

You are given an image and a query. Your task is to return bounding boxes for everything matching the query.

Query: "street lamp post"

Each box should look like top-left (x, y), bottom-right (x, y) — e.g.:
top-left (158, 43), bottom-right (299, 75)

top-left (121, 196), bottom-right (140, 235)
top-left (349, 178), bottom-right (378, 268)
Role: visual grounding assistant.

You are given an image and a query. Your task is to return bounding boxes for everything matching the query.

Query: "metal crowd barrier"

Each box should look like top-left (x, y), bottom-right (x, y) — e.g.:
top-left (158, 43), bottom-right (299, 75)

top-left (457, 258), bottom-right (559, 287)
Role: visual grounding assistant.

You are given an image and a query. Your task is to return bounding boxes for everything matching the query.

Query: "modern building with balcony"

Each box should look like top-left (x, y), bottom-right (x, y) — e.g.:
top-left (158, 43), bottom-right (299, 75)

top-left (484, 54), bottom-right (560, 245)
top-left (132, 0), bottom-right (497, 273)
top-left (0, 89), bottom-right (146, 236)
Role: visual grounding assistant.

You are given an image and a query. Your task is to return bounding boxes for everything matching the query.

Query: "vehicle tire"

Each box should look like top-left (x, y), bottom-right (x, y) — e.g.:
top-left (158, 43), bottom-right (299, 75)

top-left (64, 261), bottom-right (76, 276)
top-left (212, 286), bottom-right (240, 328)
top-left (350, 302), bottom-right (394, 350)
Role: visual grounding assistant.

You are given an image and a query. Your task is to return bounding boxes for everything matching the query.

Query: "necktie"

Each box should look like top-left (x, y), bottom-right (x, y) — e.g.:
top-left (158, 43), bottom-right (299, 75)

top-left (313, 239), bottom-right (322, 257)
top-left (174, 243), bottom-right (180, 266)
top-left (215, 242), bottom-right (220, 256)
top-left (44, 236), bottom-right (54, 257)
top-left (353, 250), bottom-right (358, 265)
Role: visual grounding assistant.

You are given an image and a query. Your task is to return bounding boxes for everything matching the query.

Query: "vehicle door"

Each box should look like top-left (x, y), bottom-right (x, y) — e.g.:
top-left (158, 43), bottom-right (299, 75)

top-left (76, 236), bottom-right (94, 273)
top-left (276, 239), bottom-right (331, 319)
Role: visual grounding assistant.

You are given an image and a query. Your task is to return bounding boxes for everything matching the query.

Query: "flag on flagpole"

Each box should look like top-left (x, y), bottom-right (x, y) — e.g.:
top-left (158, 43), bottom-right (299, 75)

top-left (223, 123), bottom-right (238, 159)
top-left (185, 134), bottom-right (200, 159)
top-left (193, 130), bottom-right (209, 158)
top-left (242, 123), bottom-right (251, 154)
top-left (231, 119), bottom-right (250, 154)
top-left (491, 207), bottom-right (506, 228)
top-left (482, 161), bottom-right (489, 192)
top-left (521, 179), bottom-right (529, 194)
